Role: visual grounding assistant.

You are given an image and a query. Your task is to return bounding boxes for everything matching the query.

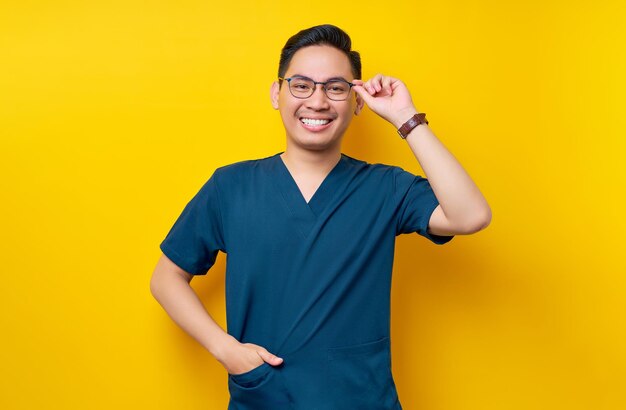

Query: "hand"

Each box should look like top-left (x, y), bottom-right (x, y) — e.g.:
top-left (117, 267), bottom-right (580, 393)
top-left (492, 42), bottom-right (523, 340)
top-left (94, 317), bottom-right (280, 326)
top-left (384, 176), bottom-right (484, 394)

top-left (215, 336), bottom-right (284, 375)
top-left (352, 74), bottom-right (419, 129)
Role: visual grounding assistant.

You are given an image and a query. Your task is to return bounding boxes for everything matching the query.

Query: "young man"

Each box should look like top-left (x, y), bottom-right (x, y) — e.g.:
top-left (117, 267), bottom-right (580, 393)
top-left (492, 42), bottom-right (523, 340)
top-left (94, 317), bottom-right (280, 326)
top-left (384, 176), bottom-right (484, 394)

top-left (151, 24), bottom-right (491, 409)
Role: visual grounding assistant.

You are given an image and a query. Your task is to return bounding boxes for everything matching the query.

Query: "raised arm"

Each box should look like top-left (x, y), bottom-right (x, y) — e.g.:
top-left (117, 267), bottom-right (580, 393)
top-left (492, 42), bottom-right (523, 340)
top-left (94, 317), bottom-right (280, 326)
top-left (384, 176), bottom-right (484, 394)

top-left (353, 75), bottom-right (492, 235)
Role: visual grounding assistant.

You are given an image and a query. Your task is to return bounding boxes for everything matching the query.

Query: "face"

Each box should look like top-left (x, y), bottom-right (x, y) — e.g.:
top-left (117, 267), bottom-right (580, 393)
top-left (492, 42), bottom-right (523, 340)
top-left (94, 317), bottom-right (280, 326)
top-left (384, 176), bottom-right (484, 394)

top-left (270, 45), bottom-right (364, 152)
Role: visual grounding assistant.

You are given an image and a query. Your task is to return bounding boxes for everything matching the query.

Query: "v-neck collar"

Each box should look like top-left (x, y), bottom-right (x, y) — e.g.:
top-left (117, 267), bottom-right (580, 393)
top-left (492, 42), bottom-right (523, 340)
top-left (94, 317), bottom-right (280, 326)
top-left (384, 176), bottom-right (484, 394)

top-left (277, 152), bottom-right (345, 207)
top-left (269, 151), bottom-right (347, 239)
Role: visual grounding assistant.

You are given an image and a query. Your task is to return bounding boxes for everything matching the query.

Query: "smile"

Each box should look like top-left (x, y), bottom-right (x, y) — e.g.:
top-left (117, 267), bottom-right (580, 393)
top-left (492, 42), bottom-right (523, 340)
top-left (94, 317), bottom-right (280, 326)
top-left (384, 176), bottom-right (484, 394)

top-left (300, 117), bottom-right (334, 131)
top-left (301, 118), bottom-right (331, 126)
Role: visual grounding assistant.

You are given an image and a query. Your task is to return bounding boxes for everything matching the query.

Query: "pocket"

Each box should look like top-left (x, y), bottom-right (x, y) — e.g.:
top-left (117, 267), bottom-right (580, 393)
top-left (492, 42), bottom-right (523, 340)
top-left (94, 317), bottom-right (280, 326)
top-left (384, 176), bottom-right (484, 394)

top-left (326, 336), bottom-right (400, 409)
top-left (229, 362), bottom-right (272, 388)
top-left (228, 363), bottom-right (293, 409)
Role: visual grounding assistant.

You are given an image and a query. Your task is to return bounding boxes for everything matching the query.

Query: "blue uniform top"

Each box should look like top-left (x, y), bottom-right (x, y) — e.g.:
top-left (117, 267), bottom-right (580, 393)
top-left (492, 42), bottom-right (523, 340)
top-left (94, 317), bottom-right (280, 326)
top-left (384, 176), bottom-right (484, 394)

top-left (160, 151), bottom-right (454, 409)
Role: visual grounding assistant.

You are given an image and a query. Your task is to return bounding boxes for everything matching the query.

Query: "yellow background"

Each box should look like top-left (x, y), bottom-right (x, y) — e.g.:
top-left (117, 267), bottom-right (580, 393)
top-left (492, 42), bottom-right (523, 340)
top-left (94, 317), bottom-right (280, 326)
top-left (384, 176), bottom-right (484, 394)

top-left (1, 0), bottom-right (624, 409)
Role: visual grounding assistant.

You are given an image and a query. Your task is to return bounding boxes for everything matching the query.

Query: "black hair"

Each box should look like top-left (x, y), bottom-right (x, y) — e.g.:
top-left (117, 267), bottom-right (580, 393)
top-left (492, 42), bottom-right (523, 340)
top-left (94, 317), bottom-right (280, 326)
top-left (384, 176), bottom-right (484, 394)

top-left (278, 24), bottom-right (361, 85)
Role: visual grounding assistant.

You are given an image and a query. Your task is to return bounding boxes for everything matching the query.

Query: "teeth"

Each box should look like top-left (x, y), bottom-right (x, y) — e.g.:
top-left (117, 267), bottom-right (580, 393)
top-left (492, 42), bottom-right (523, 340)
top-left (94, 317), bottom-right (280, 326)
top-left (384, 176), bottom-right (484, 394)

top-left (301, 118), bottom-right (330, 126)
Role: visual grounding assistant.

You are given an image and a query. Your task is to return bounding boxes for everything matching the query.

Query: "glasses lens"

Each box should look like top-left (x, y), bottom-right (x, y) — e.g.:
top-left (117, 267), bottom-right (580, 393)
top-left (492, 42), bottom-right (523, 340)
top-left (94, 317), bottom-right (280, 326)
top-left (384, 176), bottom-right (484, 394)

top-left (325, 81), bottom-right (350, 100)
top-left (289, 78), bottom-right (315, 98)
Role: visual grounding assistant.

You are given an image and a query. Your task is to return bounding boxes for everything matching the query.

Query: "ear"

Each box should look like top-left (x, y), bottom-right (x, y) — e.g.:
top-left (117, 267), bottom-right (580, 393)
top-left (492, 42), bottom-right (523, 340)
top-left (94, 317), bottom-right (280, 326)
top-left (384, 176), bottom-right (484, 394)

top-left (270, 81), bottom-right (280, 110)
top-left (354, 92), bottom-right (365, 116)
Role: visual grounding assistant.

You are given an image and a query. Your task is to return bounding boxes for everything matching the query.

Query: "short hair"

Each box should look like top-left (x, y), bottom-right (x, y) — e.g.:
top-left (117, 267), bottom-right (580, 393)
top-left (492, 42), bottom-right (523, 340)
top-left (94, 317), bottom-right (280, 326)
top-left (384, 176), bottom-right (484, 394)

top-left (278, 24), bottom-right (361, 86)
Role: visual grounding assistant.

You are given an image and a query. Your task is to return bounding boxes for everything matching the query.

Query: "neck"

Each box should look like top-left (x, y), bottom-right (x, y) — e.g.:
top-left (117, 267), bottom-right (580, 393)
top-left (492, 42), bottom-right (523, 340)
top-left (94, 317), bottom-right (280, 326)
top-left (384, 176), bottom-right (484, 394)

top-left (280, 146), bottom-right (342, 177)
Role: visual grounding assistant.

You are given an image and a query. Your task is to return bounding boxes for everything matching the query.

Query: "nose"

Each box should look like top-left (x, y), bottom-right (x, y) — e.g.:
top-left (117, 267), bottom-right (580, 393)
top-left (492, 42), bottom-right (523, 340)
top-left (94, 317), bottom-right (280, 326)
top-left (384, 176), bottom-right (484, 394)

top-left (305, 84), bottom-right (331, 110)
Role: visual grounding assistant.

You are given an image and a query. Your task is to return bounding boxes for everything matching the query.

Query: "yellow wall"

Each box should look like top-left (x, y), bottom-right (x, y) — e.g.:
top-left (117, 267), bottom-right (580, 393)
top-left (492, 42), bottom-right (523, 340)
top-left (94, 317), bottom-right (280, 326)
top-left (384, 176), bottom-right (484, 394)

top-left (1, 1), bottom-right (624, 409)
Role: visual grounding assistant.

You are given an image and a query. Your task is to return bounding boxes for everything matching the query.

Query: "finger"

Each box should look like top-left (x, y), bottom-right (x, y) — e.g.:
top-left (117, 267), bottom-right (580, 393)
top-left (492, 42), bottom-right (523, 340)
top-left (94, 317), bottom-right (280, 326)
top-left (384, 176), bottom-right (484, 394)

top-left (258, 348), bottom-right (284, 365)
top-left (353, 85), bottom-right (376, 106)
top-left (372, 74), bottom-right (384, 93)
top-left (353, 79), bottom-right (371, 94)
top-left (390, 77), bottom-right (403, 92)
top-left (382, 76), bottom-right (393, 95)
top-left (374, 78), bottom-right (381, 93)
top-left (362, 79), bottom-right (374, 95)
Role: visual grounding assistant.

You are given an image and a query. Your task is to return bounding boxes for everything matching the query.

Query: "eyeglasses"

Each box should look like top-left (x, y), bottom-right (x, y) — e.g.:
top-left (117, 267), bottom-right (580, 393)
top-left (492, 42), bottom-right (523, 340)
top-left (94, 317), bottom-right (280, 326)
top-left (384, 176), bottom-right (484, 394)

top-left (278, 76), bottom-right (355, 101)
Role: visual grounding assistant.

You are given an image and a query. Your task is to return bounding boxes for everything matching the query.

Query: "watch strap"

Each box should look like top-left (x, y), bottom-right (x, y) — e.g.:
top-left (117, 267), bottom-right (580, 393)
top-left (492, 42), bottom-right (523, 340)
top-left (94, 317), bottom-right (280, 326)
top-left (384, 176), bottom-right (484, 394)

top-left (397, 113), bottom-right (428, 139)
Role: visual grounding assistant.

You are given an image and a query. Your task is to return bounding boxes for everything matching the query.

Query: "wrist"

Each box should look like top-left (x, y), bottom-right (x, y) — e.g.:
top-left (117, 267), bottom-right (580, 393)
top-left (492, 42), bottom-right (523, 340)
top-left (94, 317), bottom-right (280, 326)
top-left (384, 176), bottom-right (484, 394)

top-left (396, 111), bottom-right (429, 139)
top-left (391, 107), bottom-right (419, 129)
top-left (209, 332), bottom-right (238, 362)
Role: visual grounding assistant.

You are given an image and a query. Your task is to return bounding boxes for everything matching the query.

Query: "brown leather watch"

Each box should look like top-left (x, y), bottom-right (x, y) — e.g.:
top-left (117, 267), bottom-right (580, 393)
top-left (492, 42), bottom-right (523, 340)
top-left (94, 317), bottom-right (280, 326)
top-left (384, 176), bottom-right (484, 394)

top-left (397, 113), bottom-right (428, 139)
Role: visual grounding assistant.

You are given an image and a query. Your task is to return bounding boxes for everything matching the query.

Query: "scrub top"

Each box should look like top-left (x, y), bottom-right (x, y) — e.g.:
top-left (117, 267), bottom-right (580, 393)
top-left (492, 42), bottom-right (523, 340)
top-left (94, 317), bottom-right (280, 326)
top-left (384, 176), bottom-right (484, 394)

top-left (159, 151), bottom-right (454, 409)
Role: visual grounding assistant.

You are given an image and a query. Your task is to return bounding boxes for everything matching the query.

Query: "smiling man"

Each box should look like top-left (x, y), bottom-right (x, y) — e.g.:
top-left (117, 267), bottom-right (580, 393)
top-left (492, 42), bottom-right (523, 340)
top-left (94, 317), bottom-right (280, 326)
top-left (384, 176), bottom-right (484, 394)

top-left (151, 24), bottom-right (491, 409)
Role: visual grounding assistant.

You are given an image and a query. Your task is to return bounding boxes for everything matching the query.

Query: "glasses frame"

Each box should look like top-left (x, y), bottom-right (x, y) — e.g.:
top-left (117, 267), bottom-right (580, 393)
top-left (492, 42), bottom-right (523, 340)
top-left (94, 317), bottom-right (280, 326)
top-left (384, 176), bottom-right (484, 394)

top-left (278, 76), bottom-right (355, 101)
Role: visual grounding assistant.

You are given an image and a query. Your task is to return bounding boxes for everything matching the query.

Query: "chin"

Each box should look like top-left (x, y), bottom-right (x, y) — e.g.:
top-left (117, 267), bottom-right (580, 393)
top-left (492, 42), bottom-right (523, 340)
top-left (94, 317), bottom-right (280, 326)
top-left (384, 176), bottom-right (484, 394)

top-left (294, 137), bottom-right (341, 151)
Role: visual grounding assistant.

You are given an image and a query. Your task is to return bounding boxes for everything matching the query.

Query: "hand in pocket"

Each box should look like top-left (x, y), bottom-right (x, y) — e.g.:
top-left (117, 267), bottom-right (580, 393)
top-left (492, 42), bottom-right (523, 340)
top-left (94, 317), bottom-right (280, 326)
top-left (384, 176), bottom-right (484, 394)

top-left (220, 339), bottom-right (284, 376)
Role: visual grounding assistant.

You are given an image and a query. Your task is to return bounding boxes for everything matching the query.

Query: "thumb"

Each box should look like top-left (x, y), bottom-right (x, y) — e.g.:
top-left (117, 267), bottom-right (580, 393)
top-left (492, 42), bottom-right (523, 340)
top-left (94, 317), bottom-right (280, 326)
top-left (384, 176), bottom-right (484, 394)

top-left (257, 349), bottom-right (284, 366)
top-left (352, 84), bottom-right (376, 107)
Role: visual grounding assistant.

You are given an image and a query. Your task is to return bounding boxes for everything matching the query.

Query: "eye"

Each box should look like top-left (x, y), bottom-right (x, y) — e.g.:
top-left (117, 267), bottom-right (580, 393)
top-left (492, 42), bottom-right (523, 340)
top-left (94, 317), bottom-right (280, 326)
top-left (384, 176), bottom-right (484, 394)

top-left (291, 80), bottom-right (312, 90)
top-left (326, 82), bottom-right (349, 93)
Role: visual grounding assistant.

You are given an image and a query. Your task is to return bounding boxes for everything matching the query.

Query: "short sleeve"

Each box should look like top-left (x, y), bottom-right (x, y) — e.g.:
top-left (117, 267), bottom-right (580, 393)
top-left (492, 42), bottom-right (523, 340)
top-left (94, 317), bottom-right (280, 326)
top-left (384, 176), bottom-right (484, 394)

top-left (159, 172), bottom-right (226, 275)
top-left (393, 167), bottom-right (454, 245)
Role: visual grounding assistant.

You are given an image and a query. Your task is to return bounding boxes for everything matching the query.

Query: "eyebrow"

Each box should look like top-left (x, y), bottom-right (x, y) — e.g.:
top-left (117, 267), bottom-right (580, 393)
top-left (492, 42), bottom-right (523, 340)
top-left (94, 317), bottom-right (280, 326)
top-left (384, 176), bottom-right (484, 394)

top-left (290, 74), bottom-right (351, 82)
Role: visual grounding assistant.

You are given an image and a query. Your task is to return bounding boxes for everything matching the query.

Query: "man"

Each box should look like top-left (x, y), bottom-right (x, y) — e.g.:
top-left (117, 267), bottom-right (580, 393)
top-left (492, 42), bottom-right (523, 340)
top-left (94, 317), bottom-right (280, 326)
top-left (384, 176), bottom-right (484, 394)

top-left (151, 24), bottom-right (491, 409)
